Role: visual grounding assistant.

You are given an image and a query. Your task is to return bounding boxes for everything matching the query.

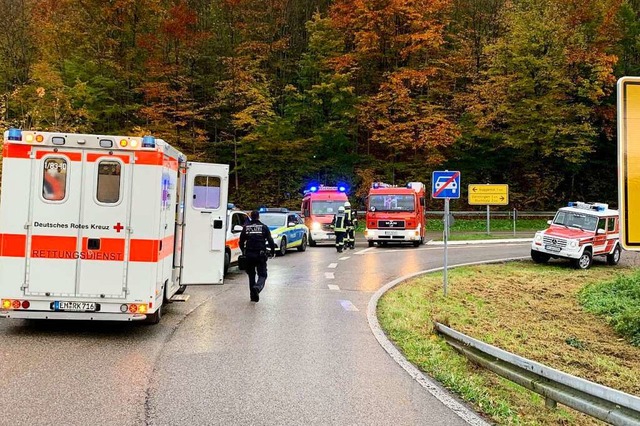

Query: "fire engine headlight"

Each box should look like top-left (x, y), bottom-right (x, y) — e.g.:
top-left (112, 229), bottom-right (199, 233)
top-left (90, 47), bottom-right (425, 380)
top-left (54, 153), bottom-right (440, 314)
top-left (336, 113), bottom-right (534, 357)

top-left (534, 233), bottom-right (543, 243)
top-left (311, 222), bottom-right (321, 231)
top-left (569, 239), bottom-right (579, 248)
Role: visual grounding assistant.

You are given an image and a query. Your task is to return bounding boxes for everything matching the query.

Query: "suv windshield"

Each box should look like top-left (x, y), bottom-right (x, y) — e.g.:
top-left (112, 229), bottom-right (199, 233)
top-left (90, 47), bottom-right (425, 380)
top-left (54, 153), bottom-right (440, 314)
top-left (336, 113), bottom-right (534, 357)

top-left (260, 213), bottom-right (287, 228)
top-left (369, 194), bottom-right (415, 212)
top-left (311, 201), bottom-right (345, 215)
top-left (553, 211), bottom-right (598, 231)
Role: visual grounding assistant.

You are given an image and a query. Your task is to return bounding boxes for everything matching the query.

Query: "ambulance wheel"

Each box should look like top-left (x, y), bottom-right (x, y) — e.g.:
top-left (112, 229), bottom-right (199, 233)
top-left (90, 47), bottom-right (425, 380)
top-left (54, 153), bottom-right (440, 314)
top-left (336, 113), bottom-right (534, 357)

top-left (573, 249), bottom-right (592, 270)
top-left (368, 241), bottom-right (374, 247)
top-left (145, 306), bottom-right (162, 325)
top-left (607, 244), bottom-right (621, 265)
top-left (530, 250), bottom-right (550, 264)
top-left (297, 235), bottom-right (308, 252)
top-left (223, 250), bottom-right (231, 276)
top-left (277, 239), bottom-right (287, 256)
top-left (175, 285), bottom-right (187, 295)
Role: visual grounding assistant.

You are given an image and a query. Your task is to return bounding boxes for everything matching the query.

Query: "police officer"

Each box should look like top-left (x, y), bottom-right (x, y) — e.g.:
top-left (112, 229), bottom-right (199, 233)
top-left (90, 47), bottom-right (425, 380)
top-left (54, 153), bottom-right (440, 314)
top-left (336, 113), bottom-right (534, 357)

top-left (331, 206), bottom-right (350, 253)
top-left (239, 210), bottom-right (276, 302)
top-left (344, 201), bottom-right (357, 249)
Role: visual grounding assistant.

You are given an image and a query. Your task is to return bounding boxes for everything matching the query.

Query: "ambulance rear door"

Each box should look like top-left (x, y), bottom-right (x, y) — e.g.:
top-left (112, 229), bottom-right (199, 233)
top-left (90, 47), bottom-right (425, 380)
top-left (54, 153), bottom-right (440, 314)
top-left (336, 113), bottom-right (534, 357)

top-left (76, 151), bottom-right (133, 298)
top-left (180, 162), bottom-right (229, 285)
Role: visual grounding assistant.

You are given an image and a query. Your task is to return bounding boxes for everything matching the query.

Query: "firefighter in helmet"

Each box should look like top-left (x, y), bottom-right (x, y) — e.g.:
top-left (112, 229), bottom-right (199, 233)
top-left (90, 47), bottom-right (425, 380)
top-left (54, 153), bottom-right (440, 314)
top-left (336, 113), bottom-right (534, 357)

top-left (331, 206), bottom-right (350, 253)
top-left (344, 201), bottom-right (357, 249)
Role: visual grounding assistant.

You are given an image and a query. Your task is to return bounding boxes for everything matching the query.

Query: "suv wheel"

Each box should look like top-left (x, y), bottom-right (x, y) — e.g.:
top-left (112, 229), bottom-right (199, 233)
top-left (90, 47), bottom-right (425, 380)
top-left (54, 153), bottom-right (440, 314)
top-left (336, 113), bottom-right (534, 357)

top-left (573, 249), bottom-right (592, 270)
top-left (607, 244), bottom-right (621, 265)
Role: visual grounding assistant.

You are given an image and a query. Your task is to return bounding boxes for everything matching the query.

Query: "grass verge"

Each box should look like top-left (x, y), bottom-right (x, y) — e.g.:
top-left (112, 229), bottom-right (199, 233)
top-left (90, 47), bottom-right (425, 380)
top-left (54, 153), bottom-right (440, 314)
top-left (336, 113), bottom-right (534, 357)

top-left (427, 218), bottom-right (549, 233)
top-left (377, 261), bottom-right (640, 425)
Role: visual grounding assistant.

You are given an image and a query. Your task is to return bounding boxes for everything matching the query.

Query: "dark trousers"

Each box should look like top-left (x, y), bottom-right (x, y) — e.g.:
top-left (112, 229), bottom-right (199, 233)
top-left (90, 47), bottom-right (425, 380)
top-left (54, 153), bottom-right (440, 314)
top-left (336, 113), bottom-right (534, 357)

top-left (346, 227), bottom-right (355, 248)
top-left (246, 255), bottom-right (268, 300)
top-left (335, 231), bottom-right (346, 252)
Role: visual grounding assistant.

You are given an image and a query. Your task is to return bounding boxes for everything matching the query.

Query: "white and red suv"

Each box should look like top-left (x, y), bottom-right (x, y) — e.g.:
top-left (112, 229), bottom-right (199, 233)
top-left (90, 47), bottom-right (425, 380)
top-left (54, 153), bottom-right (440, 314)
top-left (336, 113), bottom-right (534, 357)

top-left (531, 202), bottom-right (621, 269)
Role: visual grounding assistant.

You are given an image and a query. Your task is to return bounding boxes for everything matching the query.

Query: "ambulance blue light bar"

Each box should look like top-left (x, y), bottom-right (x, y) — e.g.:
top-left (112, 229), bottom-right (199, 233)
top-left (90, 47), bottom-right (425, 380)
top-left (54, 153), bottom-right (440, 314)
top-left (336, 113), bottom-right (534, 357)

top-left (142, 135), bottom-right (156, 148)
top-left (8, 128), bottom-right (22, 141)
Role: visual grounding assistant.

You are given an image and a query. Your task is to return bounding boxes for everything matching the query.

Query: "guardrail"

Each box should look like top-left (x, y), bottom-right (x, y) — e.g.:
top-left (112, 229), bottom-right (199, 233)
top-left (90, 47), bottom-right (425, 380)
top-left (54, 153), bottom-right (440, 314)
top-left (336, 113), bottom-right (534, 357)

top-left (434, 323), bottom-right (640, 425)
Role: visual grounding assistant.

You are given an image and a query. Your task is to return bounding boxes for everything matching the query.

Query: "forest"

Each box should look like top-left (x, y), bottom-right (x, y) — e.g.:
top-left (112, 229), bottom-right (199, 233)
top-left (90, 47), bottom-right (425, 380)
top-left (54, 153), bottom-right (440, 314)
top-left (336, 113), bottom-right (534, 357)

top-left (1, 0), bottom-right (639, 210)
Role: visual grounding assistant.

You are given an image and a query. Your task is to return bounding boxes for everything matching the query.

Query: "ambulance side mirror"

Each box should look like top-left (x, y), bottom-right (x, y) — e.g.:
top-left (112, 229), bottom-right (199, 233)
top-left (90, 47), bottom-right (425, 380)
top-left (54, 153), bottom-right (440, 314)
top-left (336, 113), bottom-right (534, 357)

top-left (597, 228), bottom-right (606, 235)
top-left (233, 225), bottom-right (243, 233)
top-left (547, 220), bottom-right (553, 225)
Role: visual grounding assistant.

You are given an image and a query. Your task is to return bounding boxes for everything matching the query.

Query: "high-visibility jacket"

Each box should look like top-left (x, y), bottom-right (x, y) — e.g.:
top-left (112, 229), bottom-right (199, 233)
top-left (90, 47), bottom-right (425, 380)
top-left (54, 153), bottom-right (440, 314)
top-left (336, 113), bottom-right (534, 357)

top-left (331, 213), bottom-right (349, 232)
top-left (344, 208), bottom-right (357, 228)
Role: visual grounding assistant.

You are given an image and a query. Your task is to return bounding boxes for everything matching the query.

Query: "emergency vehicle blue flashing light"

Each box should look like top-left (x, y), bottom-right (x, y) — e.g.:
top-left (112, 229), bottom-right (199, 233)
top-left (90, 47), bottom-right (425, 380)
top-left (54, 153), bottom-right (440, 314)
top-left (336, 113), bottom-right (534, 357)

top-left (7, 128), bottom-right (22, 141)
top-left (227, 203), bottom-right (236, 210)
top-left (142, 135), bottom-right (156, 148)
top-left (338, 186), bottom-right (346, 192)
top-left (259, 207), bottom-right (267, 212)
top-left (309, 186), bottom-right (318, 193)
top-left (372, 182), bottom-right (380, 189)
top-left (597, 206), bottom-right (605, 212)
top-left (568, 202), bottom-right (576, 207)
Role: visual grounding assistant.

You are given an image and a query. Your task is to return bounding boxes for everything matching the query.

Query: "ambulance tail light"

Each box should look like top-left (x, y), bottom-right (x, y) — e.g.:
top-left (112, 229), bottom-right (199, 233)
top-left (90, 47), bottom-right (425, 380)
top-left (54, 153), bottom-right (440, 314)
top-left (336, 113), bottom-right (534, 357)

top-left (2, 299), bottom-right (12, 309)
top-left (7, 128), bottom-right (22, 141)
top-left (21, 300), bottom-right (30, 309)
top-left (125, 303), bottom-right (147, 314)
top-left (11, 300), bottom-right (21, 309)
top-left (1, 299), bottom-right (30, 310)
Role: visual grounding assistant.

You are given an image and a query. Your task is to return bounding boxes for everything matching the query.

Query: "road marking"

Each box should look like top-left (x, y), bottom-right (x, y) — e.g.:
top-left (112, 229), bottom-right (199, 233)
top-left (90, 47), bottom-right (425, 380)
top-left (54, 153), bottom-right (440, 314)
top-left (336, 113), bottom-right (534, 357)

top-left (324, 272), bottom-right (335, 279)
top-left (339, 300), bottom-right (359, 311)
top-left (328, 263), bottom-right (338, 269)
top-left (339, 256), bottom-right (350, 260)
top-left (328, 284), bottom-right (340, 291)
top-left (355, 247), bottom-right (375, 255)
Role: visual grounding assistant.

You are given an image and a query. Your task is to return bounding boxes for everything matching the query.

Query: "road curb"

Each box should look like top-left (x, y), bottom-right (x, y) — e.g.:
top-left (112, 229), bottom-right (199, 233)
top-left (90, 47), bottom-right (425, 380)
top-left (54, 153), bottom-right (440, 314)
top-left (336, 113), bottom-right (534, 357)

top-left (426, 238), bottom-right (532, 246)
top-left (366, 256), bottom-right (529, 426)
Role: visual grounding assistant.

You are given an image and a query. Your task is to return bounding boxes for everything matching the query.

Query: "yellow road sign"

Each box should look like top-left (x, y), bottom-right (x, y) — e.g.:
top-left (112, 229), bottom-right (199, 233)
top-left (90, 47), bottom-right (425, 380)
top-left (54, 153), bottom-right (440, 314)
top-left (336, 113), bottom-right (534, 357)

top-left (468, 184), bottom-right (509, 205)
top-left (617, 77), bottom-right (640, 250)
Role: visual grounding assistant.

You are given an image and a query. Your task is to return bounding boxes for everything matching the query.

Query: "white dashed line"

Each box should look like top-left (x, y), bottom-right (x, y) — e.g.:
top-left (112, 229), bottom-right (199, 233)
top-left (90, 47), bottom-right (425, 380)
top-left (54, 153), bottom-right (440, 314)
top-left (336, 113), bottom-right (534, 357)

top-left (339, 300), bottom-right (359, 311)
top-left (354, 247), bottom-right (375, 255)
top-left (324, 272), bottom-right (335, 279)
top-left (328, 263), bottom-right (338, 269)
top-left (339, 256), bottom-right (350, 260)
top-left (328, 285), bottom-right (340, 291)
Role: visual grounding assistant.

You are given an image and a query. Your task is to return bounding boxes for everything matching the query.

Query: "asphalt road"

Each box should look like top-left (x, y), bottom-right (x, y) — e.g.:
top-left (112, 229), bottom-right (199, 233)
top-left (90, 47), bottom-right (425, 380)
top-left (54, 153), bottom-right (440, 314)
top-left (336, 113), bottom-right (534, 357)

top-left (1, 240), bottom-right (535, 425)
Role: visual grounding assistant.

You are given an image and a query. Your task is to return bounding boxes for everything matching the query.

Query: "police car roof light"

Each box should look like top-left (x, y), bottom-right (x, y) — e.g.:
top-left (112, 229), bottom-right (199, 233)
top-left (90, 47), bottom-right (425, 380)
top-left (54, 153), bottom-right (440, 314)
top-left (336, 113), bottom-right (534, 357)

top-left (7, 128), bottom-right (22, 141)
top-left (262, 207), bottom-right (288, 213)
top-left (142, 135), bottom-right (156, 148)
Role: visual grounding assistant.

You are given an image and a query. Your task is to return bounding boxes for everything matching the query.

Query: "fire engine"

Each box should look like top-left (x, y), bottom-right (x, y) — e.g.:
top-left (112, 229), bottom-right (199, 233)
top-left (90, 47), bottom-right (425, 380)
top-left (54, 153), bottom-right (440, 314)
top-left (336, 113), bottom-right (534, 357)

top-left (0, 129), bottom-right (229, 323)
top-left (301, 185), bottom-right (348, 246)
top-left (364, 182), bottom-right (426, 247)
top-left (531, 201), bottom-right (621, 269)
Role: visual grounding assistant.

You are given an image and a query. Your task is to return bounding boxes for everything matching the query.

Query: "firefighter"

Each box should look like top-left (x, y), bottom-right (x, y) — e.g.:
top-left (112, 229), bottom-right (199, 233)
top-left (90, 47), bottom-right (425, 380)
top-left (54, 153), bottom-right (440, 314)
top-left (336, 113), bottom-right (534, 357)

top-left (344, 201), bottom-right (357, 249)
top-left (240, 210), bottom-right (276, 302)
top-left (331, 206), bottom-right (350, 253)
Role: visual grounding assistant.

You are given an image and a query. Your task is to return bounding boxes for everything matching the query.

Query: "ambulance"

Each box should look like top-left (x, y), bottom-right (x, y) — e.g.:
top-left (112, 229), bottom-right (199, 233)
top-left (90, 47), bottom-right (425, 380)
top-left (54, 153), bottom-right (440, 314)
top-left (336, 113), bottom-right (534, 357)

top-left (0, 129), bottom-right (229, 323)
top-left (531, 201), bottom-right (621, 269)
top-left (364, 182), bottom-right (427, 247)
top-left (301, 185), bottom-right (349, 246)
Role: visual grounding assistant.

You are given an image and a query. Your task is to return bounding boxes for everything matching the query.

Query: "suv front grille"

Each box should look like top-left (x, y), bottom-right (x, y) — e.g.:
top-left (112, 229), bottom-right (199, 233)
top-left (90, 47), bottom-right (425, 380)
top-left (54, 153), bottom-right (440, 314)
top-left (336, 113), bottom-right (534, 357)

top-left (543, 236), bottom-right (567, 248)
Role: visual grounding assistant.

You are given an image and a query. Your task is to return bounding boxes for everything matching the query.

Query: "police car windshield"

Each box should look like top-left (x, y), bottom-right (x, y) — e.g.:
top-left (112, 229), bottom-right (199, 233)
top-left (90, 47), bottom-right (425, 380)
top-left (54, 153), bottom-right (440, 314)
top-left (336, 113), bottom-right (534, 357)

top-left (369, 195), bottom-right (415, 212)
top-left (260, 213), bottom-right (287, 228)
top-left (553, 211), bottom-right (598, 231)
top-left (311, 201), bottom-right (345, 215)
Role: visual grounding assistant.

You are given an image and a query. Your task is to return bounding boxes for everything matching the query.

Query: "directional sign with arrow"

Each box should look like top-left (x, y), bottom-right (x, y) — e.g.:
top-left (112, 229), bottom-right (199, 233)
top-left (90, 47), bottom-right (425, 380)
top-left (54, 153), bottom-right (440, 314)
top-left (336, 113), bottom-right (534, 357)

top-left (468, 184), bottom-right (509, 205)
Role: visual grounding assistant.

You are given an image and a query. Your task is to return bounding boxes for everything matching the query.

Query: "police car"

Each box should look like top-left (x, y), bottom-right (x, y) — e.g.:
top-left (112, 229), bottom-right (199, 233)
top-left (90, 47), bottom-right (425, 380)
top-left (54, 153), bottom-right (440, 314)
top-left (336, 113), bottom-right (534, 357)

top-left (259, 208), bottom-right (309, 256)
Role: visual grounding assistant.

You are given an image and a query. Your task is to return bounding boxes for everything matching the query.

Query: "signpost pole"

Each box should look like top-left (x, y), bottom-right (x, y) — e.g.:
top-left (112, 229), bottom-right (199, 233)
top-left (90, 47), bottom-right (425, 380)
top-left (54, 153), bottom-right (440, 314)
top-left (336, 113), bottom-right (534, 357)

top-left (513, 208), bottom-right (517, 237)
top-left (444, 198), bottom-right (449, 297)
top-left (486, 205), bottom-right (490, 235)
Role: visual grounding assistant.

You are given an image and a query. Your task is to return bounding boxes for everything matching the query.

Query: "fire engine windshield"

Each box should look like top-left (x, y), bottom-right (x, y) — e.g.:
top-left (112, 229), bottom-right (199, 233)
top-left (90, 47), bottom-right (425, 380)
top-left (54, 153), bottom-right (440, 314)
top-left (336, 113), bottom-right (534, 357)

top-left (369, 194), bottom-right (415, 212)
top-left (311, 201), bottom-right (345, 215)
top-left (553, 211), bottom-right (599, 231)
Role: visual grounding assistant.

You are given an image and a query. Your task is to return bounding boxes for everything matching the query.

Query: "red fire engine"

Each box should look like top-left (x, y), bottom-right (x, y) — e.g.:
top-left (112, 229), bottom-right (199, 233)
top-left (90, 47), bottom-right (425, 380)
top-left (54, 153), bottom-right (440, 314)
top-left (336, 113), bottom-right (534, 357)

top-left (301, 185), bottom-right (348, 246)
top-left (364, 182), bottom-right (426, 247)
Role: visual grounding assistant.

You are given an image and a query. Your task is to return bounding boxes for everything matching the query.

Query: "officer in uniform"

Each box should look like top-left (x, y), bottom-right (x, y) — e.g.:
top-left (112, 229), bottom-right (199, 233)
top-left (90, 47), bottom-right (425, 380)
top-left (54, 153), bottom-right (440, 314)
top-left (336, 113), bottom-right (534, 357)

top-left (331, 206), bottom-right (350, 253)
top-left (239, 210), bottom-right (276, 302)
top-left (344, 201), bottom-right (357, 249)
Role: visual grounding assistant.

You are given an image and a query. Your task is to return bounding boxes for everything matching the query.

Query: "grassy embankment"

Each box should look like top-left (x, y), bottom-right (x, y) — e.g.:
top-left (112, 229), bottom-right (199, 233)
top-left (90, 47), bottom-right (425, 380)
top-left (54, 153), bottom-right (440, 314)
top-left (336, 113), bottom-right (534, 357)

top-left (378, 261), bottom-right (640, 425)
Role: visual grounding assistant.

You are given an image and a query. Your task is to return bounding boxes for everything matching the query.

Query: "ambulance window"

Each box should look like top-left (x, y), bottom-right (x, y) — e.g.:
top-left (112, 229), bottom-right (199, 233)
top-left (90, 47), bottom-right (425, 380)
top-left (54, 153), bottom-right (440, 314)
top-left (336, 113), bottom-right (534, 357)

top-left (607, 218), bottom-right (616, 232)
top-left (42, 158), bottom-right (68, 201)
top-left (193, 175), bottom-right (221, 209)
top-left (97, 161), bottom-right (122, 204)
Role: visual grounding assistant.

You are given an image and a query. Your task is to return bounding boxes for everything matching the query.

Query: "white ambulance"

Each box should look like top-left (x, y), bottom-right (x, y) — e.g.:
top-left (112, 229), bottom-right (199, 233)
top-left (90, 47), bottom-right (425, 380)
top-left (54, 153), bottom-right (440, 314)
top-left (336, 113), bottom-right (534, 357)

top-left (0, 129), bottom-right (229, 323)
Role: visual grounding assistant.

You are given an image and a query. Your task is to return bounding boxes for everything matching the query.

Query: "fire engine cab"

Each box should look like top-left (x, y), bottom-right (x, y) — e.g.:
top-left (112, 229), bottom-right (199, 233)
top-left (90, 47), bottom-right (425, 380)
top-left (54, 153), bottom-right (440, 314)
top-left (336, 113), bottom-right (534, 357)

top-left (301, 185), bottom-right (348, 246)
top-left (0, 129), bottom-right (229, 323)
top-left (364, 182), bottom-right (426, 247)
top-left (531, 201), bottom-right (621, 269)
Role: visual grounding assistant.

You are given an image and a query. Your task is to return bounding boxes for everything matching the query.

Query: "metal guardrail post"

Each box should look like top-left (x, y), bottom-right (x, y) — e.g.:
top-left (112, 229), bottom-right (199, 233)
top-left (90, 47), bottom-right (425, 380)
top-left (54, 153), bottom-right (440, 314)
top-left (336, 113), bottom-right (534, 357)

top-left (435, 323), bottom-right (640, 425)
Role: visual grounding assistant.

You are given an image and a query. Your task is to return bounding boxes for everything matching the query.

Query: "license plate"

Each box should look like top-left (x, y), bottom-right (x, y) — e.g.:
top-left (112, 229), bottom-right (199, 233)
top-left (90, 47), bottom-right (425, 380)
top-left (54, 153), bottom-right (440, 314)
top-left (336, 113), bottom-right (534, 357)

top-left (545, 245), bottom-right (562, 252)
top-left (53, 301), bottom-right (97, 312)
top-left (384, 230), bottom-right (400, 236)
top-left (327, 234), bottom-right (335, 239)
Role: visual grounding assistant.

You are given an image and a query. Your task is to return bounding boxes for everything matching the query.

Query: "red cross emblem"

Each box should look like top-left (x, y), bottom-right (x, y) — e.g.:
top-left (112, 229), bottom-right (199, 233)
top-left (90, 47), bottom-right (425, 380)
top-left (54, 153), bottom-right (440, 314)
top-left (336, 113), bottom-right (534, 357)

top-left (114, 222), bottom-right (124, 233)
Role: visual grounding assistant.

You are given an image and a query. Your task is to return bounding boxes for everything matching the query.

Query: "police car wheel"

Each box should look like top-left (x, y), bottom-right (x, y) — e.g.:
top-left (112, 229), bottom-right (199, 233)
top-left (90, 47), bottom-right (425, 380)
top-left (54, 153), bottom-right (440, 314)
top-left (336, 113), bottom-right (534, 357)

top-left (297, 235), bottom-right (307, 252)
top-left (277, 239), bottom-right (287, 256)
top-left (607, 245), bottom-right (621, 265)
top-left (573, 250), bottom-right (592, 270)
